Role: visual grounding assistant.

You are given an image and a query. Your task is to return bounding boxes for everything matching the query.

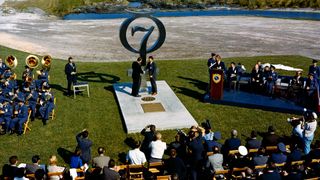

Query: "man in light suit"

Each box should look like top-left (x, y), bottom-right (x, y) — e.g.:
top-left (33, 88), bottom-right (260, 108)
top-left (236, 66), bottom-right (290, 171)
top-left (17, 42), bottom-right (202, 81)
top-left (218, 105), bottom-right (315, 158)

top-left (146, 56), bottom-right (157, 95)
top-left (92, 147), bottom-right (110, 171)
top-left (64, 57), bottom-right (77, 96)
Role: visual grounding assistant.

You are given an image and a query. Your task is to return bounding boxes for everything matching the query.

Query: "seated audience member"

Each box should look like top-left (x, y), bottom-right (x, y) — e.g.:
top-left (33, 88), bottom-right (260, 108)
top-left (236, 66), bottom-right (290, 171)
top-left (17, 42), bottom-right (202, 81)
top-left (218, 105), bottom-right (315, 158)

top-left (14, 168), bottom-right (28, 180)
top-left (270, 143), bottom-right (287, 164)
top-left (251, 64), bottom-right (263, 93)
top-left (164, 148), bottom-right (187, 180)
top-left (2, 155), bottom-right (22, 178)
top-left (203, 121), bottom-right (214, 141)
top-left (223, 129), bottom-right (241, 154)
top-left (262, 126), bottom-right (281, 147)
top-left (246, 130), bottom-right (261, 149)
top-left (258, 162), bottom-right (281, 180)
top-left (102, 159), bottom-right (120, 180)
top-left (286, 144), bottom-right (304, 163)
top-left (229, 146), bottom-right (251, 169)
top-left (307, 140), bottom-right (320, 159)
top-left (149, 132), bottom-right (167, 162)
top-left (140, 124), bottom-right (156, 160)
top-left (265, 65), bottom-right (278, 96)
top-left (25, 155), bottom-right (42, 174)
top-left (47, 155), bottom-right (65, 180)
top-left (206, 146), bottom-right (224, 173)
top-left (205, 131), bottom-right (222, 154)
top-left (92, 147), bottom-right (110, 170)
top-left (252, 148), bottom-right (269, 166)
top-left (70, 148), bottom-right (84, 169)
top-left (34, 169), bottom-right (46, 180)
top-left (226, 62), bottom-right (238, 90)
top-left (126, 140), bottom-right (147, 165)
top-left (282, 164), bottom-right (303, 180)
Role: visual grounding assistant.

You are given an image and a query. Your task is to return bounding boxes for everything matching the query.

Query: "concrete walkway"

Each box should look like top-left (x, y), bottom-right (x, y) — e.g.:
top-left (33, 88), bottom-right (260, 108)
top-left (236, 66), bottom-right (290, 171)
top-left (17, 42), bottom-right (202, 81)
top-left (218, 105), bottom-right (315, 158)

top-left (0, 12), bottom-right (319, 61)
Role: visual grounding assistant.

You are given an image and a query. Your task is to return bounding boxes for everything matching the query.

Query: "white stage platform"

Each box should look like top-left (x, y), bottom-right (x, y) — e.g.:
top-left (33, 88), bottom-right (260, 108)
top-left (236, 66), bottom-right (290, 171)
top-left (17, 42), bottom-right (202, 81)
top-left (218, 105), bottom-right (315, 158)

top-left (113, 80), bottom-right (198, 133)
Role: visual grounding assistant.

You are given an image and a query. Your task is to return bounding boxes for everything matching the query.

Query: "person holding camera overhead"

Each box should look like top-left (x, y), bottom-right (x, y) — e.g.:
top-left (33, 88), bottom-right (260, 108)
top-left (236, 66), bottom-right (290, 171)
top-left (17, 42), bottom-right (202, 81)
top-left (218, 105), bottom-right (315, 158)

top-left (76, 129), bottom-right (93, 164)
top-left (289, 111), bottom-right (318, 154)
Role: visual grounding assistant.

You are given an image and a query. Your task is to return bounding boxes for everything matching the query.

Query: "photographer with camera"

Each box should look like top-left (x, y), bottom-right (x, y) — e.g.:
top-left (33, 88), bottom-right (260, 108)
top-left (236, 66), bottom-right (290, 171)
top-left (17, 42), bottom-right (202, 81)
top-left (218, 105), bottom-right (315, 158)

top-left (288, 110), bottom-right (318, 154)
top-left (76, 129), bottom-right (93, 164)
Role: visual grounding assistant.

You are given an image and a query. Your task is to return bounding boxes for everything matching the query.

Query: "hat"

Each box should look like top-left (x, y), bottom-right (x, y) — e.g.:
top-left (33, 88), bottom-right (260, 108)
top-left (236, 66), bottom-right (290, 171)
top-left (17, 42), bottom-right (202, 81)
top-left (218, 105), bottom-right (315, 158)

top-left (277, 142), bottom-right (286, 152)
top-left (312, 59), bottom-right (318, 63)
top-left (213, 131), bottom-right (221, 140)
top-left (238, 146), bottom-right (248, 156)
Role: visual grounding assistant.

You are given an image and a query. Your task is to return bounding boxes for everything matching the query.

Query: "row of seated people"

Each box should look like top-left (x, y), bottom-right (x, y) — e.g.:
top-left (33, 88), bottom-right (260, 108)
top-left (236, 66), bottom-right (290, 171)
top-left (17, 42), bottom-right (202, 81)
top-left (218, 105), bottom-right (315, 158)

top-left (0, 60), bottom-right (54, 135)
top-left (1, 122), bottom-right (319, 179)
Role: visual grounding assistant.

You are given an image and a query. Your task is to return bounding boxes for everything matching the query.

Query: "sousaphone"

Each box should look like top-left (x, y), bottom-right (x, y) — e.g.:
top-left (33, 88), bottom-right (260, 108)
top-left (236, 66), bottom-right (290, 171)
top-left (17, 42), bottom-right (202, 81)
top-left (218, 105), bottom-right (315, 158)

top-left (41, 55), bottom-right (52, 70)
top-left (25, 55), bottom-right (40, 69)
top-left (5, 55), bottom-right (18, 69)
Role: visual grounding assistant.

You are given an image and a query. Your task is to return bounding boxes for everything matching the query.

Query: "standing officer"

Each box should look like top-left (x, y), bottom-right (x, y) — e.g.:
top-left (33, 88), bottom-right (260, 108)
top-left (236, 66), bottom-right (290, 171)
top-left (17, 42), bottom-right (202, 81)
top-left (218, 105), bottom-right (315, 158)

top-left (131, 57), bottom-right (143, 97)
top-left (64, 57), bottom-right (77, 96)
top-left (146, 56), bottom-right (157, 95)
top-left (266, 65), bottom-right (278, 96)
top-left (309, 59), bottom-right (320, 85)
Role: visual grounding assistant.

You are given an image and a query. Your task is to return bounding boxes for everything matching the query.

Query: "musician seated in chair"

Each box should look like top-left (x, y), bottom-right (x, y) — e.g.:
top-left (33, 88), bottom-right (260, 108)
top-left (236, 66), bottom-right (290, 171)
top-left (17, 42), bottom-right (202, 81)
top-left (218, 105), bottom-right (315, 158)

top-left (35, 69), bottom-right (49, 90)
top-left (39, 86), bottom-right (54, 125)
top-left (9, 98), bottom-right (28, 135)
top-left (0, 98), bottom-right (13, 134)
top-left (25, 89), bottom-right (39, 121)
top-left (22, 65), bottom-right (33, 82)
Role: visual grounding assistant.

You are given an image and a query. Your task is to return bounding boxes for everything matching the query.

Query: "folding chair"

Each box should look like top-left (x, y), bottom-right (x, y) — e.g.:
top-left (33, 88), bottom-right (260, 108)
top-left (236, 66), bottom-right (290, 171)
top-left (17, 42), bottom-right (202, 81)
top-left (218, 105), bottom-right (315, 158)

top-left (49, 97), bottom-right (56, 120)
top-left (127, 164), bottom-right (144, 180)
top-left (157, 175), bottom-right (171, 180)
top-left (23, 109), bottom-right (32, 135)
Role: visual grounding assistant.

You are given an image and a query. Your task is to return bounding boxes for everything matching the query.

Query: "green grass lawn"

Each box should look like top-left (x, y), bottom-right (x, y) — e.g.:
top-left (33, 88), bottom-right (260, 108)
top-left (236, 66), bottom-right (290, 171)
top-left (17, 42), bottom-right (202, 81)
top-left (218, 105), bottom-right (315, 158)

top-left (0, 45), bottom-right (318, 169)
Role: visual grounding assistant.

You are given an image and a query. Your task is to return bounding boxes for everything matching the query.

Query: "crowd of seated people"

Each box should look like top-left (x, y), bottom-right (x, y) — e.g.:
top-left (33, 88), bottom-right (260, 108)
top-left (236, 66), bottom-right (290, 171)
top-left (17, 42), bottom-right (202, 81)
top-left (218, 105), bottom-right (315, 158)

top-left (0, 56), bottom-right (54, 135)
top-left (2, 111), bottom-right (319, 180)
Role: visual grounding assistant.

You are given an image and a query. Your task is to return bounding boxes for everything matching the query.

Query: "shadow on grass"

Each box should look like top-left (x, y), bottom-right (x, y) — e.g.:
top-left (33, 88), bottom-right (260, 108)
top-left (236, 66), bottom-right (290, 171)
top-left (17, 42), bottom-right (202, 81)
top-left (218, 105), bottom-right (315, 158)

top-left (57, 147), bottom-right (73, 164)
top-left (77, 71), bottom-right (120, 84)
top-left (172, 85), bottom-right (205, 101)
top-left (178, 76), bottom-right (208, 91)
top-left (50, 83), bottom-right (67, 94)
top-left (104, 85), bottom-right (128, 133)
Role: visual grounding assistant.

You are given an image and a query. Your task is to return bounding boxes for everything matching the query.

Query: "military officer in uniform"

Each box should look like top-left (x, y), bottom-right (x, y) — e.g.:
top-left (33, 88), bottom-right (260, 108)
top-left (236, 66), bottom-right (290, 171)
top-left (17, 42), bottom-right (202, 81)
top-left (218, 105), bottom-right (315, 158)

top-left (64, 57), bottom-right (77, 96)
top-left (266, 65), bottom-right (278, 96)
top-left (146, 56), bottom-right (157, 95)
top-left (9, 98), bottom-right (28, 135)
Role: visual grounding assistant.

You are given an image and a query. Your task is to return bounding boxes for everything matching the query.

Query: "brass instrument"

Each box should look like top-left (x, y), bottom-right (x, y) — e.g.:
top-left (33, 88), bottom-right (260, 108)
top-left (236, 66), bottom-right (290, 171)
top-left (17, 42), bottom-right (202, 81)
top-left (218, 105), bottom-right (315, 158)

top-left (5, 55), bottom-right (18, 69)
top-left (41, 55), bottom-right (52, 70)
top-left (25, 55), bottom-right (40, 69)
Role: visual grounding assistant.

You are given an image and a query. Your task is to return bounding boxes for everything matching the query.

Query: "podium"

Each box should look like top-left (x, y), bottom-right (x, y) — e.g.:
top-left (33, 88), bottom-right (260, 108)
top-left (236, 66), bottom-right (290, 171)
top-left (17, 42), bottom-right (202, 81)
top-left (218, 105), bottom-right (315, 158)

top-left (210, 69), bottom-right (224, 100)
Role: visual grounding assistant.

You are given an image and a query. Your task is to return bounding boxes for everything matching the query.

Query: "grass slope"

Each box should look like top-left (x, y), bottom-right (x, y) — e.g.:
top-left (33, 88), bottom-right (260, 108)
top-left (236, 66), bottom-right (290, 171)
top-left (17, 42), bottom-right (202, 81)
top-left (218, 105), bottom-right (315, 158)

top-left (0, 45), bottom-right (318, 169)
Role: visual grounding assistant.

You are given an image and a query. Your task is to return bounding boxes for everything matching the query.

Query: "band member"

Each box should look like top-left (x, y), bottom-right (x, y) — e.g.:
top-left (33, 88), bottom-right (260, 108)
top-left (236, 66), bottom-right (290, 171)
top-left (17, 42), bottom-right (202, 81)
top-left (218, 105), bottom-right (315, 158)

top-left (146, 56), bottom-right (157, 95)
top-left (0, 98), bottom-right (13, 133)
top-left (0, 58), bottom-right (8, 77)
top-left (65, 57), bottom-right (77, 96)
top-left (9, 98), bottom-right (28, 135)
top-left (39, 87), bottom-right (54, 125)
top-left (22, 66), bottom-right (33, 82)
top-left (131, 57), bottom-right (143, 97)
top-left (25, 89), bottom-right (38, 121)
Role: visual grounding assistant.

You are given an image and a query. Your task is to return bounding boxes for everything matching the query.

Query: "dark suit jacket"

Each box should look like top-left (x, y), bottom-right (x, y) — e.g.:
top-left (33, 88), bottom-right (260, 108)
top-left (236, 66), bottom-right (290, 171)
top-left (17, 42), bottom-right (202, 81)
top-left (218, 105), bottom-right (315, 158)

top-left (262, 134), bottom-right (281, 147)
top-left (76, 133), bottom-right (93, 163)
top-left (164, 157), bottom-right (187, 179)
top-left (246, 138), bottom-right (262, 149)
top-left (65, 63), bottom-right (77, 80)
top-left (2, 164), bottom-right (20, 177)
top-left (102, 167), bottom-right (120, 180)
top-left (146, 62), bottom-right (157, 79)
top-left (132, 61), bottom-right (143, 80)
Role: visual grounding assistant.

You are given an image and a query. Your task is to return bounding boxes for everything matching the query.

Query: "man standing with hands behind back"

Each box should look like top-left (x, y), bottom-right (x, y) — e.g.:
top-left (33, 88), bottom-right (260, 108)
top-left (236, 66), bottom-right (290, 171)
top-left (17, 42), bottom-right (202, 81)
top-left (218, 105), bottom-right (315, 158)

top-left (131, 57), bottom-right (143, 97)
top-left (65, 57), bottom-right (77, 96)
top-left (146, 56), bottom-right (157, 95)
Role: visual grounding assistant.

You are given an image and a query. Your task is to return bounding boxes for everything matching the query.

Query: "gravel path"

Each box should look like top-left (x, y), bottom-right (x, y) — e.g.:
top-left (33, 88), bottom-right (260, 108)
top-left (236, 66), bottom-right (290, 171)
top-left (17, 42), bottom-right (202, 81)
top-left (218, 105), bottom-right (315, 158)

top-left (0, 12), bottom-right (319, 61)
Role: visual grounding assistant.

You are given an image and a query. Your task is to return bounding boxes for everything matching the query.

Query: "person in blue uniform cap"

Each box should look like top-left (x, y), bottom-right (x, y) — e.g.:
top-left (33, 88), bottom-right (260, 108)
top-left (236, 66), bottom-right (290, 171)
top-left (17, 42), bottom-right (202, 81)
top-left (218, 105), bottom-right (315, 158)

top-left (39, 88), bottom-right (54, 125)
top-left (0, 98), bottom-right (13, 134)
top-left (9, 98), bottom-right (28, 135)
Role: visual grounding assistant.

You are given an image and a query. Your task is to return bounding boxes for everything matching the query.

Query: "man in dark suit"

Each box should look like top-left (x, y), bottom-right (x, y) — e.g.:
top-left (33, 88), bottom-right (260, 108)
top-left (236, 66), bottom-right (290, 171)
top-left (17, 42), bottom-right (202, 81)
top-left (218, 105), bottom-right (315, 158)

top-left (102, 159), bottom-right (120, 180)
top-left (2, 156), bottom-right (21, 178)
top-left (64, 57), bottom-right (77, 96)
top-left (146, 56), bottom-right (157, 95)
top-left (140, 124), bottom-right (156, 160)
top-left (246, 130), bottom-right (262, 149)
top-left (131, 57), bottom-right (143, 97)
top-left (76, 129), bottom-right (93, 164)
top-left (164, 148), bottom-right (187, 179)
top-left (262, 126), bottom-right (281, 147)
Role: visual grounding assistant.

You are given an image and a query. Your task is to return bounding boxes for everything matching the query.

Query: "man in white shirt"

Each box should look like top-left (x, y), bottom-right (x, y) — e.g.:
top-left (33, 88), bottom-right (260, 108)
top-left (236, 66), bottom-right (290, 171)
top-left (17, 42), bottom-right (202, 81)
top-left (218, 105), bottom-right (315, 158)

top-left (126, 141), bottom-right (147, 165)
top-left (149, 132), bottom-right (167, 162)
